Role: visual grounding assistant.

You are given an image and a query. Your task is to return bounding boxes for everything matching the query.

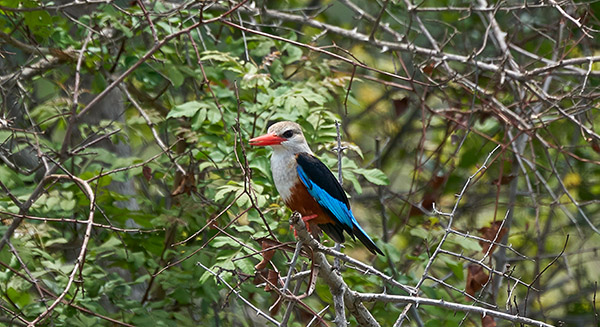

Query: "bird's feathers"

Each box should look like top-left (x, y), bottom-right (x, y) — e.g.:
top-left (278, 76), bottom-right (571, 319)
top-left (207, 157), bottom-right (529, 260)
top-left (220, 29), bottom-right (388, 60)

top-left (252, 121), bottom-right (384, 255)
top-left (319, 223), bottom-right (345, 244)
top-left (296, 153), bottom-right (353, 231)
top-left (296, 153), bottom-right (383, 255)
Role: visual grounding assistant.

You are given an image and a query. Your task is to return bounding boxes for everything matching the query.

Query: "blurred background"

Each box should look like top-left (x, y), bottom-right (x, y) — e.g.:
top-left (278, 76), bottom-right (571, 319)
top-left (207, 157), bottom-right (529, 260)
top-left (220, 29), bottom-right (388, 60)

top-left (1, 0), bottom-right (600, 326)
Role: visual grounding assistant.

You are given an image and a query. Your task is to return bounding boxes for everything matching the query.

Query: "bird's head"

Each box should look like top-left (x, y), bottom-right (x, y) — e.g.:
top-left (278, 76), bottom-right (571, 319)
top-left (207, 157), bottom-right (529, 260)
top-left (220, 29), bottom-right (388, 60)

top-left (249, 121), bottom-right (312, 154)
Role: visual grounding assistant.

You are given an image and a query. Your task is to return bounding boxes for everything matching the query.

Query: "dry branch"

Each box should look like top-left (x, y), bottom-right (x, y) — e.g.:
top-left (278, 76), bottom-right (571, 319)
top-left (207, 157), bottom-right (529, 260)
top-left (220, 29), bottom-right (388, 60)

top-left (290, 212), bottom-right (380, 327)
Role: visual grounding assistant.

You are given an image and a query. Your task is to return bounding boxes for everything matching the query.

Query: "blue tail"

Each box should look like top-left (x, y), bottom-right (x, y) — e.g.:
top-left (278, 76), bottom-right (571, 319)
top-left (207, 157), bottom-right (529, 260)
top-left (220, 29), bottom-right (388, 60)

top-left (351, 220), bottom-right (384, 255)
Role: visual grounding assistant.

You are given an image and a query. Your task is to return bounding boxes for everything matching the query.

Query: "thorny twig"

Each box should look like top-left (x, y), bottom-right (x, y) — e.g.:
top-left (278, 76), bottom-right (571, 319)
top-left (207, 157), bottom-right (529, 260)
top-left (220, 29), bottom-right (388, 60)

top-left (394, 144), bottom-right (501, 326)
top-left (29, 175), bottom-right (97, 325)
top-left (2, 1), bottom-right (598, 325)
top-left (332, 120), bottom-right (347, 326)
top-left (197, 262), bottom-right (281, 326)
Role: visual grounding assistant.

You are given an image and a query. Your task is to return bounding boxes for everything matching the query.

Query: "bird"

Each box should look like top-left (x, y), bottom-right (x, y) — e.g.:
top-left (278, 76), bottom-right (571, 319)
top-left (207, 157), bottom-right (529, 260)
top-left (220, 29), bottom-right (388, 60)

top-left (249, 121), bottom-right (384, 255)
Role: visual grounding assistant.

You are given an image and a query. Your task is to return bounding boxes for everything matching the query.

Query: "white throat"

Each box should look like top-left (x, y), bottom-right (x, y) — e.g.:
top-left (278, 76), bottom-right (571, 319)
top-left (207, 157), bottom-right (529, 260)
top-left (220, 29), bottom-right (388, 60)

top-left (270, 146), bottom-right (312, 202)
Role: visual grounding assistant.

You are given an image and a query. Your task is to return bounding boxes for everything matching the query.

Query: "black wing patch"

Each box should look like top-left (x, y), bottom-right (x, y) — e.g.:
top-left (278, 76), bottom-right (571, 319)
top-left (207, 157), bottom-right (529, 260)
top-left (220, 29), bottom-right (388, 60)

top-left (295, 153), bottom-right (350, 207)
top-left (320, 223), bottom-right (345, 244)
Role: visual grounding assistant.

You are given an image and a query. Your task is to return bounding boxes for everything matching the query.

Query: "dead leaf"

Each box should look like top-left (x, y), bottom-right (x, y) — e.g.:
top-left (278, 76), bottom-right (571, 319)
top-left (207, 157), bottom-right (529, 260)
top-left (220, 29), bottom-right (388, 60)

top-left (172, 172), bottom-right (196, 196)
top-left (491, 174), bottom-right (515, 186)
top-left (466, 264), bottom-right (489, 298)
top-left (269, 294), bottom-right (283, 316)
top-left (253, 269), bottom-right (268, 285)
top-left (264, 269), bottom-right (279, 291)
top-left (478, 221), bottom-right (507, 254)
top-left (422, 174), bottom-right (446, 210)
top-left (592, 141), bottom-right (600, 154)
top-left (451, 134), bottom-right (461, 145)
top-left (467, 265), bottom-right (489, 293)
top-left (410, 173), bottom-right (449, 216)
top-left (142, 166), bottom-right (152, 181)
top-left (254, 238), bottom-right (279, 270)
top-left (482, 315), bottom-right (496, 327)
top-left (49, 48), bottom-right (77, 61)
top-left (261, 50), bottom-right (281, 69)
top-left (305, 259), bottom-right (319, 297)
top-left (422, 62), bottom-right (436, 76)
top-left (478, 111), bottom-right (493, 124)
top-left (393, 98), bottom-right (410, 117)
top-left (408, 203), bottom-right (424, 217)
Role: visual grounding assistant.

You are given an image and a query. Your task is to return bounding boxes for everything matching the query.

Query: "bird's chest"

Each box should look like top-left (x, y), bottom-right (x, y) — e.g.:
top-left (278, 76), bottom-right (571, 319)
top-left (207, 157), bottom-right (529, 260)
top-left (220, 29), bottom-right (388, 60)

top-left (271, 153), bottom-right (326, 220)
top-left (271, 154), bottom-right (299, 202)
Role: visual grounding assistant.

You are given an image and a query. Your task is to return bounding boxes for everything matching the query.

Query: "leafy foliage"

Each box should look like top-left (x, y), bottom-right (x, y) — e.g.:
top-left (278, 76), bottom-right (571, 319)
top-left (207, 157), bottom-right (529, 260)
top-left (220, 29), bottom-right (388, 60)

top-left (1, 0), bottom-right (599, 326)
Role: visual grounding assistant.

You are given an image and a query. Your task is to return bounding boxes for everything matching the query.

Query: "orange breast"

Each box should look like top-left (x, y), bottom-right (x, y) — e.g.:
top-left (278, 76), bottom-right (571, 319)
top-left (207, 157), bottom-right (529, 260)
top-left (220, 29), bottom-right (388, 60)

top-left (284, 180), bottom-right (334, 225)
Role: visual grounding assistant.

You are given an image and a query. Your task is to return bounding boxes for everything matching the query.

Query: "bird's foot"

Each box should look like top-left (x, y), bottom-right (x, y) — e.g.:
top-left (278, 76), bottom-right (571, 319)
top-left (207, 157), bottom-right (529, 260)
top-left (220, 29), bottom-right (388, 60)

top-left (292, 214), bottom-right (318, 238)
top-left (301, 214), bottom-right (318, 225)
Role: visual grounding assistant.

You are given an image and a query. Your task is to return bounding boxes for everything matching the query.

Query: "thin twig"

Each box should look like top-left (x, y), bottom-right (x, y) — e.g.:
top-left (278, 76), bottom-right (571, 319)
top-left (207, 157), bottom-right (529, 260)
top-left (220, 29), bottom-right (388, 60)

top-left (358, 293), bottom-right (554, 327)
top-left (29, 175), bottom-right (97, 325)
top-left (394, 144), bottom-right (501, 326)
top-left (368, 0), bottom-right (390, 41)
top-left (197, 262), bottom-right (281, 325)
top-left (332, 120), bottom-right (347, 327)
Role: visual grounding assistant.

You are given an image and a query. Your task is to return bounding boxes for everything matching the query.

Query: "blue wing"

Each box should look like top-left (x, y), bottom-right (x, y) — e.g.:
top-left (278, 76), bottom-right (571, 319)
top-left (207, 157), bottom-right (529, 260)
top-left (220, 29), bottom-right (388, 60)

top-left (295, 153), bottom-right (383, 255)
top-left (296, 163), bottom-right (355, 233)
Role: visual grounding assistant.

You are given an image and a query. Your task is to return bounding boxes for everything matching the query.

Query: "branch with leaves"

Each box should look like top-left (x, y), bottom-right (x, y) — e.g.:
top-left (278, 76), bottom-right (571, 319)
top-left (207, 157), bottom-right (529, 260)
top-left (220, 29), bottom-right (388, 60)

top-left (0, 0), bottom-right (596, 325)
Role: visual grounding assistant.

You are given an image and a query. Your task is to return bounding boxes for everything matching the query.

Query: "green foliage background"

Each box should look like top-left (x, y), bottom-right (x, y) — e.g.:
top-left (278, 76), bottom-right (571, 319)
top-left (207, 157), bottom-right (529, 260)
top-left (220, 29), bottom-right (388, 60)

top-left (1, 0), bottom-right (600, 326)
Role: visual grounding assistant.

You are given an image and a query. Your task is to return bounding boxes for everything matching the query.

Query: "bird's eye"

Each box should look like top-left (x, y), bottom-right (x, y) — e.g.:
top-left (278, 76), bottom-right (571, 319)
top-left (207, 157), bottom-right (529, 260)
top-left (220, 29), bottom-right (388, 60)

top-left (282, 130), bottom-right (294, 138)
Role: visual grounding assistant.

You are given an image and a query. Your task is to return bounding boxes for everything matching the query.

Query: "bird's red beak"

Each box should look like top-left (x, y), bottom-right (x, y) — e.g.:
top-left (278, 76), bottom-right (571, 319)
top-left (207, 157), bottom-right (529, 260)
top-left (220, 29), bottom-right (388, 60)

top-left (249, 133), bottom-right (285, 146)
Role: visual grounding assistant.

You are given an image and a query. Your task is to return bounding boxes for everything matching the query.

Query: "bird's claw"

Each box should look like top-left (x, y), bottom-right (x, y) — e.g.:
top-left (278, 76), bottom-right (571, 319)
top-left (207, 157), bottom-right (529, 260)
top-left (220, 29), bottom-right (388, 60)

top-left (291, 214), bottom-right (318, 238)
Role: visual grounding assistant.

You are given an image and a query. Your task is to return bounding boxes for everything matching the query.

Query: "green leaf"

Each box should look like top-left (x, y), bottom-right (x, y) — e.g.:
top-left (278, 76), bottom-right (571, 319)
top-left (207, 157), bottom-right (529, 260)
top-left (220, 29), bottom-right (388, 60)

top-left (167, 101), bottom-right (203, 119)
top-left (199, 269), bottom-right (214, 285)
top-left (200, 50), bottom-right (237, 62)
top-left (7, 287), bottom-right (32, 308)
top-left (242, 71), bottom-right (273, 89)
top-left (45, 194), bottom-right (60, 210)
top-left (354, 168), bottom-right (389, 185)
top-left (342, 170), bottom-right (362, 194)
top-left (23, 10), bottom-right (52, 38)
top-left (231, 225), bottom-right (255, 233)
top-left (97, 237), bottom-right (122, 252)
top-left (249, 155), bottom-right (271, 178)
top-left (60, 199), bottom-right (76, 211)
top-left (298, 88), bottom-right (326, 105)
top-left (206, 106), bottom-right (221, 124)
top-left (440, 256), bottom-right (464, 280)
top-left (250, 38), bottom-right (276, 57)
top-left (191, 109), bottom-right (207, 130)
top-left (172, 286), bottom-right (191, 304)
top-left (200, 50), bottom-right (244, 73)
top-left (214, 184), bottom-right (241, 202)
top-left (282, 44), bottom-right (303, 64)
top-left (448, 234), bottom-right (483, 252)
top-left (211, 236), bottom-right (239, 248)
top-left (235, 258), bottom-right (255, 275)
top-left (165, 65), bottom-right (184, 88)
top-left (345, 143), bottom-right (364, 159)
top-left (45, 237), bottom-right (69, 247)
top-left (284, 95), bottom-right (308, 113)
top-left (409, 227), bottom-right (430, 240)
